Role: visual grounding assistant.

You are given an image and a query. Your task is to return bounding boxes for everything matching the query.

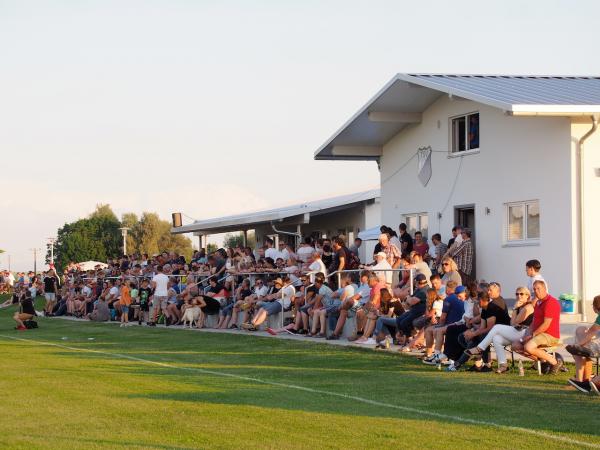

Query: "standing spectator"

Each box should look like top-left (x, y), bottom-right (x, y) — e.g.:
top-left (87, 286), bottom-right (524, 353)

top-left (431, 234), bottom-right (448, 272)
top-left (296, 237), bottom-right (315, 264)
top-left (525, 259), bottom-right (546, 295)
top-left (398, 223), bottom-right (413, 253)
top-left (413, 231), bottom-right (429, 257)
top-left (151, 265), bottom-right (170, 324)
top-left (378, 234), bottom-right (401, 269)
top-left (512, 280), bottom-right (563, 374)
top-left (264, 238), bottom-right (279, 261)
top-left (349, 238), bottom-right (362, 256)
top-left (119, 280), bottom-right (132, 327)
top-left (448, 226), bottom-right (462, 248)
top-left (447, 229), bottom-right (473, 286)
top-left (440, 257), bottom-right (462, 286)
top-left (43, 269), bottom-right (59, 316)
top-left (371, 252), bottom-right (393, 285)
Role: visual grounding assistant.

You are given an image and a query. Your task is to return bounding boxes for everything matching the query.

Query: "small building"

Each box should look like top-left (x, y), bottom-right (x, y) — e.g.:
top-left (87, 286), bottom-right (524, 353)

top-left (315, 74), bottom-right (600, 320)
top-left (172, 190), bottom-right (381, 263)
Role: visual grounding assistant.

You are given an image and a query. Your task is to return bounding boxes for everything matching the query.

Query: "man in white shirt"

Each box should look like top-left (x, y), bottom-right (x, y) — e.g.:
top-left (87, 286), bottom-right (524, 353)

top-left (151, 265), bottom-right (170, 324)
top-left (371, 252), bottom-right (393, 285)
top-left (264, 238), bottom-right (279, 261)
top-left (307, 251), bottom-right (327, 282)
top-left (296, 237), bottom-right (315, 264)
top-left (249, 277), bottom-right (295, 330)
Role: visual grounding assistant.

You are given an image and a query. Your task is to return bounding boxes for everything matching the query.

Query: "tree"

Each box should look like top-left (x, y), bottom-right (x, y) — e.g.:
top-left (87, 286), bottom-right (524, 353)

top-left (206, 243), bottom-right (218, 254)
top-left (125, 212), bottom-right (193, 260)
top-left (223, 232), bottom-right (245, 248)
top-left (54, 205), bottom-right (121, 271)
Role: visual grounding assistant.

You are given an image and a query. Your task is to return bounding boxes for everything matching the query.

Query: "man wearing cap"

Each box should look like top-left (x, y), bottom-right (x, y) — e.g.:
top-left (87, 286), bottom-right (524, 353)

top-left (371, 251), bottom-right (393, 285)
top-left (247, 276), bottom-right (295, 331)
top-left (422, 283), bottom-right (466, 364)
top-left (395, 274), bottom-right (429, 340)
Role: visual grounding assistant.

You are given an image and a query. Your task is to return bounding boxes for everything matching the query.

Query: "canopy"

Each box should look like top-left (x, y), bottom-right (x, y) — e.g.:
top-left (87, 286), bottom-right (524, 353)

top-left (76, 261), bottom-right (108, 271)
top-left (358, 226), bottom-right (381, 241)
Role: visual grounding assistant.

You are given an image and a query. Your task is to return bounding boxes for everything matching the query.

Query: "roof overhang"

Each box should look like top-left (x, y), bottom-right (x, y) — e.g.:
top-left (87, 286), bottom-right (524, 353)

top-left (171, 189), bottom-right (380, 235)
top-left (315, 73), bottom-right (600, 160)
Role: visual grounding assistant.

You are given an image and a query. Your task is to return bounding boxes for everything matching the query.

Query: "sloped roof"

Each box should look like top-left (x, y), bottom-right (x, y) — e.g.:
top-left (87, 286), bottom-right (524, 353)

top-left (315, 74), bottom-right (600, 160)
top-left (171, 189), bottom-right (380, 235)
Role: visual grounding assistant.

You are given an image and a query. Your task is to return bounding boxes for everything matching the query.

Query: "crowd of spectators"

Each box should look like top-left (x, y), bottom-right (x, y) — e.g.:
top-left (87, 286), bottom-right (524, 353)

top-left (2, 223), bottom-right (599, 394)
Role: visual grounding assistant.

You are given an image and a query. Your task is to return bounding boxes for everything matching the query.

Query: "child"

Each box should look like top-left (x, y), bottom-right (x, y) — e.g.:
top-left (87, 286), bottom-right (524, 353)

top-left (119, 279), bottom-right (132, 327)
top-left (129, 281), bottom-right (139, 323)
top-left (525, 259), bottom-right (545, 296)
top-left (138, 279), bottom-right (152, 325)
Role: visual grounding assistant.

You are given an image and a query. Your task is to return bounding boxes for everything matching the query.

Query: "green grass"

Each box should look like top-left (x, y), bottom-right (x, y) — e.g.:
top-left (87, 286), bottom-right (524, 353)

top-left (0, 294), bottom-right (598, 449)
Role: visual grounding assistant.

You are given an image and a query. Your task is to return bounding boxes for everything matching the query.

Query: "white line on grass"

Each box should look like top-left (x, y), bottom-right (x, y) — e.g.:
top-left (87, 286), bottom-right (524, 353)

top-left (2, 334), bottom-right (598, 449)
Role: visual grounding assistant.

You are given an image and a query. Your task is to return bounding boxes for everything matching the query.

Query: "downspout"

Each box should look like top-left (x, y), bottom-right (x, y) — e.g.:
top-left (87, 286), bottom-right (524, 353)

top-left (577, 115), bottom-right (598, 322)
top-left (271, 222), bottom-right (303, 251)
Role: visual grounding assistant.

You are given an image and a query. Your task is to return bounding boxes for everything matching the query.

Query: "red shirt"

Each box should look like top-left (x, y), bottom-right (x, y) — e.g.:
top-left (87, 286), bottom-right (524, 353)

top-left (369, 281), bottom-right (387, 308)
top-left (532, 294), bottom-right (560, 339)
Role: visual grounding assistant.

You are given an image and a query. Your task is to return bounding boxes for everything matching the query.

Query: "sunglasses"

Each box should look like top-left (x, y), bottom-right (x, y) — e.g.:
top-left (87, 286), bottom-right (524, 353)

top-left (515, 292), bottom-right (527, 296)
top-left (442, 263), bottom-right (450, 266)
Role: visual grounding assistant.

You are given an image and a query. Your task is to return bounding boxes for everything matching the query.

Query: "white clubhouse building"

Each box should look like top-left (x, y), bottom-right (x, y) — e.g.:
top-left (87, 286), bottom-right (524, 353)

top-left (315, 74), bottom-right (600, 320)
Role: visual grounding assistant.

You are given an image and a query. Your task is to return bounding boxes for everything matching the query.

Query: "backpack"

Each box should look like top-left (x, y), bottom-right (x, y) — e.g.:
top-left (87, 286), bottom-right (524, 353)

top-left (24, 320), bottom-right (38, 329)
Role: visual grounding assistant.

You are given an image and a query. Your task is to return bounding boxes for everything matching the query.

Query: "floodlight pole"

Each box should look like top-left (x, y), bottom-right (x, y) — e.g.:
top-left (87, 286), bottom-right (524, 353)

top-left (29, 248), bottom-right (41, 274)
top-left (119, 227), bottom-right (130, 256)
top-left (47, 237), bottom-right (56, 265)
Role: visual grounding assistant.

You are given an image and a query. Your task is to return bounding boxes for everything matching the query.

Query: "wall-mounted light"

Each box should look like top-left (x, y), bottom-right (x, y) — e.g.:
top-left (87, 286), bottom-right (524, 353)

top-left (485, 207), bottom-right (491, 215)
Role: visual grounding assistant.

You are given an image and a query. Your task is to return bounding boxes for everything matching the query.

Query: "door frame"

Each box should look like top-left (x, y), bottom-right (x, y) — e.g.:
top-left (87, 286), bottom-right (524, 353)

top-left (454, 204), bottom-right (476, 280)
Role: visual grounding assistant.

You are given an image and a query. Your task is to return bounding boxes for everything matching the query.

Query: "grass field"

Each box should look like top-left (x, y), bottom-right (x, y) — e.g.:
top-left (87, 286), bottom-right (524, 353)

top-left (0, 294), bottom-right (598, 450)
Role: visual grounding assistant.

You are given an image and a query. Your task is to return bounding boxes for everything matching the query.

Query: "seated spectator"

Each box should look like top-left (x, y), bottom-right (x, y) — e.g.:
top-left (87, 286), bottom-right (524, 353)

top-left (13, 290), bottom-right (35, 330)
top-left (229, 277), bottom-right (269, 328)
top-left (328, 270), bottom-right (371, 340)
top-left (392, 274), bottom-right (429, 345)
top-left (511, 280), bottom-right (563, 375)
top-left (403, 288), bottom-right (443, 352)
top-left (354, 272), bottom-right (387, 344)
top-left (247, 277), bottom-right (295, 331)
top-left (219, 278), bottom-right (251, 329)
top-left (465, 286), bottom-right (534, 373)
top-left (448, 285), bottom-right (511, 372)
top-left (566, 295), bottom-right (600, 393)
top-left (309, 274), bottom-right (335, 338)
top-left (88, 296), bottom-right (110, 322)
top-left (422, 282), bottom-right (465, 364)
top-left (369, 251), bottom-right (393, 285)
top-left (440, 257), bottom-right (462, 286)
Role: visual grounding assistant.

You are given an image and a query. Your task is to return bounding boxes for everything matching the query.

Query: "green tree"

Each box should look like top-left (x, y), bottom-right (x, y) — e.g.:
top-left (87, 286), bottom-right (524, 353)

top-left (54, 205), bottom-right (121, 271)
top-left (127, 212), bottom-right (193, 260)
top-left (223, 232), bottom-right (244, 248)
top-left (206, 243), bottom-right (218, 254)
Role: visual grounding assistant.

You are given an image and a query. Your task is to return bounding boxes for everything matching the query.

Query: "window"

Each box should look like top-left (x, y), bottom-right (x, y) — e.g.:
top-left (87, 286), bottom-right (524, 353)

top-left (505, 200), bottom-right (540, 243)
top-left (404, 213), bottom-right (429, 237)
top-left (451, 112), bottom-right (479, 153)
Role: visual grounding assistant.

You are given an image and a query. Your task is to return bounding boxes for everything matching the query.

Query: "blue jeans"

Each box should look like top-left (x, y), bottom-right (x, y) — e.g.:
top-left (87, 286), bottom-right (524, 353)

top-left (375, 316), bottom-right (397, 336)
top-left (396, 311), bottom-right (420, 337)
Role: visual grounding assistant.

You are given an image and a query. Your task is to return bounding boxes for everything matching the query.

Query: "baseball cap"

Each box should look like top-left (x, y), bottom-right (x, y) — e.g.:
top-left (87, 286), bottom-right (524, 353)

top-left (455, 285), bottom-right (466, 294)
top-left (375, 252), bottom-right (386, 258)
top-left (415, 274), bottom-right (427, 283)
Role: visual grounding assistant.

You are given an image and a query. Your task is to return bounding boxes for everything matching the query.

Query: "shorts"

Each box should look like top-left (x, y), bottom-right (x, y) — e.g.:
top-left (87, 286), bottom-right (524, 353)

top-left (44, 293), bottom-right (56, 302)
top-left (153, 296), bottom-right (168, 311)
top-left (586, 333), bottom-right (600, 355)
top-left (412, 316), bottom-right (431, 330)
top-left (299, 304), bottom-right (312, 314)
top-left (530, 332), bottom-right (560, 348)
top-left (262, 301), bottom-right (282, 316)
top-left (121, 305), bottom-right (129, 314)
top-left (325, 304), bottom-right (340, 315)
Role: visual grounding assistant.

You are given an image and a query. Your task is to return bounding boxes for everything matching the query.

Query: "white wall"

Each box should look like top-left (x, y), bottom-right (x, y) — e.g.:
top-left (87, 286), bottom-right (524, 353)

top-left (380, 95), bottom-right (573, 296)
top-left (573, 121), bottom-right (600, 309)
top-left (362, 198), bottom-right (381, 263)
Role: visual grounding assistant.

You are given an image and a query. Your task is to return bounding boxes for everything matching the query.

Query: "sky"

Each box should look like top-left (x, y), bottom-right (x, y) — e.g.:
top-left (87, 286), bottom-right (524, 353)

top-left (1, 0), bottom-right (600, 271)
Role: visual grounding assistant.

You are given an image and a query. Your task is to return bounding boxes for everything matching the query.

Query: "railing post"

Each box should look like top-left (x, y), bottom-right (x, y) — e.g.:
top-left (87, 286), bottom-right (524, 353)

top-left (409, 268), bottom-right (414, 295)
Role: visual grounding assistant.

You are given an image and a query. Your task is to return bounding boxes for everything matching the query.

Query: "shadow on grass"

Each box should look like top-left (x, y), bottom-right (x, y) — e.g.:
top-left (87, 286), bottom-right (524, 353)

top-left (3, 316), bottom-right (600, 445)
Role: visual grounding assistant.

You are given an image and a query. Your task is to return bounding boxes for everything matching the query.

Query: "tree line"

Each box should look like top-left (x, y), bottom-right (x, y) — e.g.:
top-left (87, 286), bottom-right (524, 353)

top-left (49, 205), bottom-right (193, 270)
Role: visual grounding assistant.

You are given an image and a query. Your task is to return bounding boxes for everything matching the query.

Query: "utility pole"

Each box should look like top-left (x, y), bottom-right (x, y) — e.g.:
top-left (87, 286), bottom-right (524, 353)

top-left (29, 248), bottom-right (41, 274)
top-left (47, 237), bottom-right (56, 265)
top-left (119, 227), bottom-right (130, 256)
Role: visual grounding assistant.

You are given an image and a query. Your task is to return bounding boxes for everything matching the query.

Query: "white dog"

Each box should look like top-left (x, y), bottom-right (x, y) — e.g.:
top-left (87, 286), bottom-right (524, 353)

top-left (181, 305), bottom-right (202, 328)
